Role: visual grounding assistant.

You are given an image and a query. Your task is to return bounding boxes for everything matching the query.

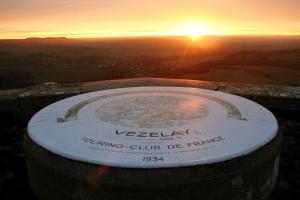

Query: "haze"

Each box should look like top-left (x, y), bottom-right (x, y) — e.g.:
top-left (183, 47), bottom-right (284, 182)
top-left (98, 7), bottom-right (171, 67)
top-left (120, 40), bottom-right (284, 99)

top-left (1, 0), bottom-right (300, 39)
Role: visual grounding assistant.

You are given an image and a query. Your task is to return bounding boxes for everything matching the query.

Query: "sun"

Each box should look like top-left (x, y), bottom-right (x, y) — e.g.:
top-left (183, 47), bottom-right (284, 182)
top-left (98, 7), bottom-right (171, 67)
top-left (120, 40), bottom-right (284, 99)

top-left (179, 21), bottom-right (212, 39)
top-left (186, 27), bottom-right (204, 39)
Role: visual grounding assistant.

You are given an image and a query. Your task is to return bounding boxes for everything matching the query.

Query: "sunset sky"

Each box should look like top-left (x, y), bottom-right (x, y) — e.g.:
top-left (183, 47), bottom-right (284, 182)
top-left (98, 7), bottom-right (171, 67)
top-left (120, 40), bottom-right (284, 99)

top-left (1, 0), bottom-right (300, 39)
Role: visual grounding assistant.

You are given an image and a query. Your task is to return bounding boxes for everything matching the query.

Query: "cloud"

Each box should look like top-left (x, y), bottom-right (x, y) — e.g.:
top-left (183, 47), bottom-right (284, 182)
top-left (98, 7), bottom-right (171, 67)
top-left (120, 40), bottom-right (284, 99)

top-left (0, 30), bottom-right (44, 33)
top-left (0, 0), bottom-right (117, 7)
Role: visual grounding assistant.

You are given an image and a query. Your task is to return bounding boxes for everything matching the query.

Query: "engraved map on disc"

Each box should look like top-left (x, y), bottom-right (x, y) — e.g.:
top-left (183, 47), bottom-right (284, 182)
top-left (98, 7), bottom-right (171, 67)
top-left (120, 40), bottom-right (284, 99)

top-left (95, 96), bottom-right (208, 128)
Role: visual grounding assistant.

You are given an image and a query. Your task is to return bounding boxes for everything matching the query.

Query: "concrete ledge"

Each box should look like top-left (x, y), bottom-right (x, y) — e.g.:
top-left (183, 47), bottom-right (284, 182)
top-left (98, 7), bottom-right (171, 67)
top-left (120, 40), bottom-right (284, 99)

top-left (0, 78), bottom-right (299, 115)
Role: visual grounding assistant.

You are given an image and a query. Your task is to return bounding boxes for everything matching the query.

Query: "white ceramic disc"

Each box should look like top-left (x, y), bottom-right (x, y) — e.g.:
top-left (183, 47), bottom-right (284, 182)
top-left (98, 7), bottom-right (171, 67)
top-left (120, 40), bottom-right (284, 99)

top-left (27, 87), bottom-right (278, 168)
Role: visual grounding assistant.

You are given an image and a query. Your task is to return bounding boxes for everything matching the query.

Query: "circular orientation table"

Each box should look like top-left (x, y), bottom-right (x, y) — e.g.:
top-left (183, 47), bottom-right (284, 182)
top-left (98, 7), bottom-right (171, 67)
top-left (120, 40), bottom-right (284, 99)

top-left (24, 86), bottom-right (281, 200)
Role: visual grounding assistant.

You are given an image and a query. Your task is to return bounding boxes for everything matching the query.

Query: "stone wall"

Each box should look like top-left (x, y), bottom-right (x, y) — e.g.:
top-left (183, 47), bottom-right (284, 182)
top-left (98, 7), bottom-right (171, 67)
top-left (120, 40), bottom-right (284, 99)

top-left (0, 78), bottom-right (299, 199)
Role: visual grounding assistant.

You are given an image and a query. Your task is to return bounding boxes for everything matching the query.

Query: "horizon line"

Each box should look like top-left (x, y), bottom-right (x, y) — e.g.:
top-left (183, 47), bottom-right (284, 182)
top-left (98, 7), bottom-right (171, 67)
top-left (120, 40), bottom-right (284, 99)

top-left (1, 33), bottom-right (300, 40)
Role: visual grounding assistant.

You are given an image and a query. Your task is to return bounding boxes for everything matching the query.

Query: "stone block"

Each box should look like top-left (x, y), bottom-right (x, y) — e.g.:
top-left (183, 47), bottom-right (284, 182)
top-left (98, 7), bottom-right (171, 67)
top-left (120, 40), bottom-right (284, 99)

top-left (0, 89), bottom-right (24, 111)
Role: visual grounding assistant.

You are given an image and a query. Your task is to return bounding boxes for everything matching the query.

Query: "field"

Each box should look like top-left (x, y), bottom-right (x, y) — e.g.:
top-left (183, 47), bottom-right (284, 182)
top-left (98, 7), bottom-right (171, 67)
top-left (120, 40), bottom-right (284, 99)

top-left (180, 65), bottom-right (300, 85)
top-left (0, 36), bottom-right (300, 89)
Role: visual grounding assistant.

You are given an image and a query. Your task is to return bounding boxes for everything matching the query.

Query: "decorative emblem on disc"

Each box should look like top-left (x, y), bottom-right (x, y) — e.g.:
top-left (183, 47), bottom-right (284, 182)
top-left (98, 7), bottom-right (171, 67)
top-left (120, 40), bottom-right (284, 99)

top-left (28, 87), bottom-right (278, 168)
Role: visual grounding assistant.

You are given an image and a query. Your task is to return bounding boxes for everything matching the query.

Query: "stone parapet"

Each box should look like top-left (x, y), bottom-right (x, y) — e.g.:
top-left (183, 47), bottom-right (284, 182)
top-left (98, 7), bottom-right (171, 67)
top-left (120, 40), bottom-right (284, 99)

top-left (0, 78), bottom-right (299, 199)
top-left (0, 78), bottom-right (299, 116)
